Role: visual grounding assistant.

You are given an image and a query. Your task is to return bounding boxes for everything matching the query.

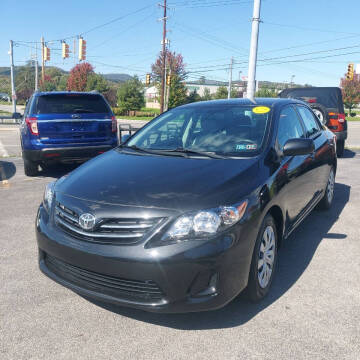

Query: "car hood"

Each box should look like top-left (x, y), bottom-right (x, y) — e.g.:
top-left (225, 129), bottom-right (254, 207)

top-left (56, 149), bottom-right (260, 211)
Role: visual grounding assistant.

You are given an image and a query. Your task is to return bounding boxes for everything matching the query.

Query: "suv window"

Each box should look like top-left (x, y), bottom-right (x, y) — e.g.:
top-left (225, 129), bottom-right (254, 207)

top-left (296, 106), bottom-right (320, 137)
top-left (32, 94), bottom-right (110, 114)
top-left (277, 106), bottom-right (305, 150)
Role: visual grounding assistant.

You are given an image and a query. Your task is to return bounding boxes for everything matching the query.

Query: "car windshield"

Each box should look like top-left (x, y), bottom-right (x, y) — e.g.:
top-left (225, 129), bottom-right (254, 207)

top-left (33, 94), bottom-right (110, 114)
top-left (126, 104), bottom-right (271, 157)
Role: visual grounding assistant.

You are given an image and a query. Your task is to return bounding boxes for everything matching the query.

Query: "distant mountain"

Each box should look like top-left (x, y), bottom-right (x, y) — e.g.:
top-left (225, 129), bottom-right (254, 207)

top-left (103, 73), bottom-right (132, 82)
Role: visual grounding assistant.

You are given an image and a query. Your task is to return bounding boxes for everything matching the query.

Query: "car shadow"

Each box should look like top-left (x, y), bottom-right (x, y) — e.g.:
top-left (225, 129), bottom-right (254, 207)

top-left (36, 163), bottom-right (82, 179)
top-left (81, 183), bottom-right (350, 330)
top-left (0, 160), bottom-right (16, 181)
top-left (342, 149), bottom-right (356, 158)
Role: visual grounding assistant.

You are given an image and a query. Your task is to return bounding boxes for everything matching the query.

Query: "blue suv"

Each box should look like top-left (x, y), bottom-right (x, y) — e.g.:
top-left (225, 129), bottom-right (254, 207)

top-left (20, 91), bottom-right (118, 176)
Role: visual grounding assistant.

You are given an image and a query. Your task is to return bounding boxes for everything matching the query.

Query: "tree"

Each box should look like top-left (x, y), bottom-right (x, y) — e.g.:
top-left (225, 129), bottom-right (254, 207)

top-left (67, 62), bottom-right (94, 91)
top-left (86, 73), bottom-right (109, 93)
top-left (117, 76), bottom-right (145, 114)
top-left (201, 87), bottom-right (212, 101)
top-left (214, 86), bottom-right (228, 99)
top-left (255, 88), bottom-right (277, 98)
top-left (340, 76), bottom-right (360, 114)
top-left (187, 89), bottom-right (201, 103)
top-left (168, 75), bottom-right (188, 109)
top-left (199, 76), bottom-right (206, 85)
top-left (151, 50), bottom-right (188, 108)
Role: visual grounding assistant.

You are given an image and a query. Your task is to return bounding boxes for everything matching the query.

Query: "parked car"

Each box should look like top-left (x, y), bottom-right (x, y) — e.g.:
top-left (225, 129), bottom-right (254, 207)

top-left (36, 98), bottom-right (337, 313)
top-left (0, 92), bottom-right (10, 102)
top-left (279, 87), bottom-right (347, 157)
top-left (20, 91), bottom-right (118, 176)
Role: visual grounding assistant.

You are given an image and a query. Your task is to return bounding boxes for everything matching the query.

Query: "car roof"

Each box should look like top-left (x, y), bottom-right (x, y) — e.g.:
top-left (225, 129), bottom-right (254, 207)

top-left (176, 97), bottom-right (306, 109)
top-left (32, 91), bottom-right (101, 97)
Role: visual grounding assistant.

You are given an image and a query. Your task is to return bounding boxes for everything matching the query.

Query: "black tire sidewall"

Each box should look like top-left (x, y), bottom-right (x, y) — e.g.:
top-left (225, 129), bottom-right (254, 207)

top-left (336, 140), bottom-right (345, 157)
top-left (247, 214), bottom-right (278, 302)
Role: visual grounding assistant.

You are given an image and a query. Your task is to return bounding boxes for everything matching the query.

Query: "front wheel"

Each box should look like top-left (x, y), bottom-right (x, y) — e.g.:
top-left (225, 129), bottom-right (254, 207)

top-left (317, 167), bottom-right (335, 210)
top-left (247, 214), bottom-right (278, 302)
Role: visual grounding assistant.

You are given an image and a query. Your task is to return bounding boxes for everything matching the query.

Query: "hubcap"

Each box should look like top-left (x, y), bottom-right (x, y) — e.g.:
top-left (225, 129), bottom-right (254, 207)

top-left (258, 225), bottom-right (276, 289)
top-left (327, 169), bottom-right (335, 204)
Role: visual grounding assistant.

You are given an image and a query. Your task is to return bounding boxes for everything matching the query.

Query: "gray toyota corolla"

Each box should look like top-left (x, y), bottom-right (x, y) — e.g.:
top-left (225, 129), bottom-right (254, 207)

top-left (36, 98), bottom-right (336, 313)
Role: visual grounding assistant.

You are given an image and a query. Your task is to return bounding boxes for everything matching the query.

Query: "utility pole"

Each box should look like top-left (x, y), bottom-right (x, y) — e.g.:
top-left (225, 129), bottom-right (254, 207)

top-left (34, 43), bottom-right (38, 91)
top-left (41, 36), bottom-right (45, 84)
top-left (228, 57), bottom-right (233, 99)
top-left (290, 75), bottom-right (295, 88)
top-left (165, 67), bottom-right (171, 111)
top-left (246, 0), bottom-right (261, 100)
top-left (159, 0), bottom-right (167, 113)
top-left (9, 40), bottom-right (16, 114)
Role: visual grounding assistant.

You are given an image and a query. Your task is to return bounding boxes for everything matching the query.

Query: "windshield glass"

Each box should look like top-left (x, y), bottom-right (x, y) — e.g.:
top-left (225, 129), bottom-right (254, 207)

top-left (126, 104), bottom-right (271, 156)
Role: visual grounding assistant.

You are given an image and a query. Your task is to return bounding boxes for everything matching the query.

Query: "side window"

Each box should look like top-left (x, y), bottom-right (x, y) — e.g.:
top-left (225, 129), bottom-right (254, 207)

top-left (297, 106), bottom-right (320, 137)
top-left (277, 106), bottom-right (305, 150)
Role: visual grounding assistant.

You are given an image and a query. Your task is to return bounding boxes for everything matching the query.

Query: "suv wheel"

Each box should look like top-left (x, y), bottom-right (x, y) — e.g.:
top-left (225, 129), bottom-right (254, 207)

top-left (336, 140), bottom-right (345, 157)
top-left (310, 103), bottom-right (328, 125)
top-left (247, 214), bottom-right (278, 302)
top-left (23, 158), bottom-right (38, 176)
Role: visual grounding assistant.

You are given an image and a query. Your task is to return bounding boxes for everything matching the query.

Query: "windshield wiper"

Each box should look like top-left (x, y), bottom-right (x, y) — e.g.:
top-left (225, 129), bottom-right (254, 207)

top-left (165, 147), bottom-right (226, 159)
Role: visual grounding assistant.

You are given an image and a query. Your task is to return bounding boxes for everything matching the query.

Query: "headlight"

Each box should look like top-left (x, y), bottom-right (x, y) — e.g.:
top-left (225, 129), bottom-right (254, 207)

top-left (43, 181), bottom-right (55, 213)
top-left (164, 200), bottom-right (248, 241)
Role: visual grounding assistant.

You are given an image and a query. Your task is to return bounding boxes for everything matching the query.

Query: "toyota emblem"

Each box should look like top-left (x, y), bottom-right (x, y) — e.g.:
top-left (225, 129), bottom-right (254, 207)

top-left (78, 213), bottom-right (96, 230)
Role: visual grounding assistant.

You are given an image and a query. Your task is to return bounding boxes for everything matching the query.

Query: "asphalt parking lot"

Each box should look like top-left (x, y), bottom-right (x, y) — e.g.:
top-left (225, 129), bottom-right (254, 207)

top-left (0, 139), bottom-right (360, 359)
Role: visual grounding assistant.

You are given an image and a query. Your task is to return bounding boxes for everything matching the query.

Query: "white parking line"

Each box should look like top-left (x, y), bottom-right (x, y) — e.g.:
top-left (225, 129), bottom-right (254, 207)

top-left (0, 140), bottom-right (9, 157)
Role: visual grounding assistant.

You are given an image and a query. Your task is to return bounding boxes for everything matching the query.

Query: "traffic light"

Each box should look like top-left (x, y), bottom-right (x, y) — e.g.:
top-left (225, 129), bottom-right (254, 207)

top-left (62, 42), bottom-right (70, 59)
top-left (145, 73), bottom-right (151, 85)
top-left (166, 74), bottom-right (171, 86)
top-left (78, 38), bottom-right (86, 61)
top-left (43, 46), bottom-right (50, 62)
top-left (346, 63), bottom-right (354, 80)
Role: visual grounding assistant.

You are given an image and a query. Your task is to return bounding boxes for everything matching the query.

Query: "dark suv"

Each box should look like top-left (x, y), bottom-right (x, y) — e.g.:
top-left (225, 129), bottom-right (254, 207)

top-left (20, 91), bottom-right (118, 176)
top-left (279, 87), bottom-right (347, 157)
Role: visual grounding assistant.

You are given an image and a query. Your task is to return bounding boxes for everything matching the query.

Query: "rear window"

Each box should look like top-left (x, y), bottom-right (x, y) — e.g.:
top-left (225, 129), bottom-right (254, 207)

top-left (279, 87), bottom-right (344, 112)
top-left (32, 94), bottom-right (111, 114)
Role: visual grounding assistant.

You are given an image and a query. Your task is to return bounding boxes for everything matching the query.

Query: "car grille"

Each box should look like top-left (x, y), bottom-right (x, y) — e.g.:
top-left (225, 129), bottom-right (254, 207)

top-left (45, 254), bottom-right (165, 301)
top-left (54, 201), bottom-right (164, 245)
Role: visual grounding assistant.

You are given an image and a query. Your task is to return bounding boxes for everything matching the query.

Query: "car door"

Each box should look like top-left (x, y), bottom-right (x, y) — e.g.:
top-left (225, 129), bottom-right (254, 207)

top-left (274, 105), bottom-right (315, 230)
top-left (295, 105), bottom-right (332, 196)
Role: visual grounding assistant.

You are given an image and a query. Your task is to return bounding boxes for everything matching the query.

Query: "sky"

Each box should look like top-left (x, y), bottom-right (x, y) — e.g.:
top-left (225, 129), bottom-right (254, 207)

top-left (1, 0), bottom-right (360, 87)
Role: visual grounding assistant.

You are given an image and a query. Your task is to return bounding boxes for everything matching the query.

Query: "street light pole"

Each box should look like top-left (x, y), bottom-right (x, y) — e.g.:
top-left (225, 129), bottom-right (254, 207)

top-left (246, 0), bottom-right (261, 101)
top-left (228, 57), bottom-right (233, 99)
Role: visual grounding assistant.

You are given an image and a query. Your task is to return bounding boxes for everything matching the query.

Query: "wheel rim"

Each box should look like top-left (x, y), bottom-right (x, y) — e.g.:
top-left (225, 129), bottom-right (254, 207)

top-left (313, 109), bottom-right (325, 124)
top-left (327, 169), bottom-right (335, 204)
top-left (258, 225), bottom-right (276, 289)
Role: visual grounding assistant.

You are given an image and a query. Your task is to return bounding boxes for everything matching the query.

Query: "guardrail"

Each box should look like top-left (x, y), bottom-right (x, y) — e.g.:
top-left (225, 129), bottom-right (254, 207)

top-left (0, 112), bottom-right (21, 124)
top-left (118, 123), bottom-right (142, 143)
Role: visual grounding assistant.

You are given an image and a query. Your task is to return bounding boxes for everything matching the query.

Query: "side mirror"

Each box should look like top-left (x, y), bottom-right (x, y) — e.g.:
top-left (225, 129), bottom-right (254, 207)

top-left (283, 138), bottom-right (315, 156)
top-left (121, 134), bottom-right (131, 143)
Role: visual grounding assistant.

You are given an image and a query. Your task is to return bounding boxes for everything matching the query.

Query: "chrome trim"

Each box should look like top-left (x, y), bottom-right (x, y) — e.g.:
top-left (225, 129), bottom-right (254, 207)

top-left (37, 119), bottom-right (112, 123)
top-left (100, 223), bottom-right (154, 230)
top-left (56, 217), bottom-right (144, 239)
top-left (55, 206), bottom-right (78, 223)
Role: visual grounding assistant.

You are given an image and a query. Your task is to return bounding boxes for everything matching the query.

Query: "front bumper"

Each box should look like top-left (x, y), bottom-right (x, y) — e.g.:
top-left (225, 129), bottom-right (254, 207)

top-left (36, 204), bottom-right (256, 313)
top-left (23, 145), bottom-right (115, 163)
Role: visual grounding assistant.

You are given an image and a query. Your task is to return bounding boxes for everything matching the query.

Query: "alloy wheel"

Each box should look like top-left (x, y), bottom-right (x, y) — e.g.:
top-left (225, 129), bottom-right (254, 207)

top-left (327, 169), bottom-right (335, 204)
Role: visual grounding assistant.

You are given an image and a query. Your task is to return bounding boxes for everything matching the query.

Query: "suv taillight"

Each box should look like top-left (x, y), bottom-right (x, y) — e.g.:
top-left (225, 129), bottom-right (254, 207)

top-left (111, 116), bottom-right (117, 133)
top-left (337, 113), bottom-right (346, 123)
top-left (25, 117), bottom-right (38, 135)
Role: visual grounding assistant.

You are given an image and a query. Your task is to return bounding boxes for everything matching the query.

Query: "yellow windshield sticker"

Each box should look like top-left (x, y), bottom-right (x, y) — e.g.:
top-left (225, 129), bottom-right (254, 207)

top-left (252, 106), bottom-right (270, 114)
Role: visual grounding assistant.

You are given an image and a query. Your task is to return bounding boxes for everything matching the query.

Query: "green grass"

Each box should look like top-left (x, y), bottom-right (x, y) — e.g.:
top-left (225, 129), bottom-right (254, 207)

top-left (0, 110), bottom-right (11, 116)
top-left (346, 117), bottom-right (360, 121)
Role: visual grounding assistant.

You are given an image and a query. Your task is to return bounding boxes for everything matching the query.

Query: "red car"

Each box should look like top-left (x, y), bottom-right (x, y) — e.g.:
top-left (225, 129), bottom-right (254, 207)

top-left (279, 87), bottom-right (347, 157)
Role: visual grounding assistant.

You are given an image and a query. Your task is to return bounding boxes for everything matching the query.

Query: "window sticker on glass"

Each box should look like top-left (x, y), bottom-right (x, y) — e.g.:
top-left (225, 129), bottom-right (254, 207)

top-left (252, 106), bottom-right (270, 114)
top-left (236, 144), bottom-right (257, 151)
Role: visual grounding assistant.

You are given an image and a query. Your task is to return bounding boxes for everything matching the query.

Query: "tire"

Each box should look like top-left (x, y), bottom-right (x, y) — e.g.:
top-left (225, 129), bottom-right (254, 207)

top-left (317, 167), bottom-right (335, 210)
top-left (23, 158), bottom-right (38, 176)
top-left (247, 214), bottom-right (278, 302)
top-left (310, 103), bottom-right (328, 125)
top-left (336, 140), bottom-right (345, 157)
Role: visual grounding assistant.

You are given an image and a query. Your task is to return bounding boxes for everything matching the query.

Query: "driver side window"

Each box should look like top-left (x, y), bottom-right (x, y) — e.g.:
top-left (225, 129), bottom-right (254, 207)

top-left (277, 106), bottom-right (305, 150)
